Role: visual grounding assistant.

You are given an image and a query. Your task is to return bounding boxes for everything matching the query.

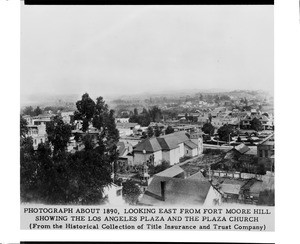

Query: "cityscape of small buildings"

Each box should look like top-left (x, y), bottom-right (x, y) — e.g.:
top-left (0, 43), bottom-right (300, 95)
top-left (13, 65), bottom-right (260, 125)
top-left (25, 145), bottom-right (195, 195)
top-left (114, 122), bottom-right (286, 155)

top-left (21, 90), bottom-right (275, 206)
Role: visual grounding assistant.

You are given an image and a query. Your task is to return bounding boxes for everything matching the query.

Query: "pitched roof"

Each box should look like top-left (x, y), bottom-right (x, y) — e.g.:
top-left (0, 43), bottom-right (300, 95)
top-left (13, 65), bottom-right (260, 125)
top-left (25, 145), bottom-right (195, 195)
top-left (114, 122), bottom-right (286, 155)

top-left (161, 131), bottom-right (190, 144)
top-left (244, 147), bottom-right (257, 155)
top-left (259, 134), bottom-right (274, 146)
top-left (134, 132), bottom-right (191, 153)
top-left (220, 183), bottom-right (241, 195)
top-left (248, 181), bottom-right (264, 194)
top-left (260, 115), bottom-right (269, 122)
top-left (140, 175), bottom-right (212, 206)
top-left (234, 143), bottom-right (250, 154)
top-left (157, 137), bottom-right (179, 150)
top-left (187, 171), bottom-right (207, 181)
top-left (184, 140), bottom-right (198, 149)
top-left (156, 165), bottom-right (184, 178)
top-left (133, 138), bottom-right (162, 153)
top-left (133, 136), bottom-right (180, 153)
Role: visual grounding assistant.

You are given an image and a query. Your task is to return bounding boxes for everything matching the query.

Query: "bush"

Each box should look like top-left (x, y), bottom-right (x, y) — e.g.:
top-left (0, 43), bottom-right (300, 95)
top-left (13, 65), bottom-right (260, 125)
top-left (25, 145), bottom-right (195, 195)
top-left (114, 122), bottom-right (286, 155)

top-left (179, 156), bottom-right (192, 163)
top-left (122, 179), bottom-right (142, 205)
top-left (149, 160), bottom-right (170, 175)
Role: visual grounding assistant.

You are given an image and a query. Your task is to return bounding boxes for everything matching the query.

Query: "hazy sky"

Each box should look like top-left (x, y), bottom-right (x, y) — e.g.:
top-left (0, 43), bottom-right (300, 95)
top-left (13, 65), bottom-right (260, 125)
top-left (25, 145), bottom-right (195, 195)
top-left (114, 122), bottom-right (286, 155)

top-left (21, 5), bottom-right (273, 99)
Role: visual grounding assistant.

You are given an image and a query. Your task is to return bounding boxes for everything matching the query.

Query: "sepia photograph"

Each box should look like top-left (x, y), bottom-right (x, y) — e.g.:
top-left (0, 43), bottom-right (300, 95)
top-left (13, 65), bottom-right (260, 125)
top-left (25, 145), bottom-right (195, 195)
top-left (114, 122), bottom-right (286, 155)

top-left (20, 2), bottom-right (274, 229)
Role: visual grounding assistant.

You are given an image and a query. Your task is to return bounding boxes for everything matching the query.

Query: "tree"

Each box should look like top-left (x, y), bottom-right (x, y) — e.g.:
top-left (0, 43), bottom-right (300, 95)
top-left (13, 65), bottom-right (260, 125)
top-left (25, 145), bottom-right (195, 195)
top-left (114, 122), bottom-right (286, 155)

top-left (147, 126), bottom-right (154, 138)
top-left (20, 115), bottom-right (28, 138)
top-left (154, 125), bottom-right (162, 137)
top-left (74, 93), bottom-right (96, 132)
top-left (46, 116), bottom-right (72, 156)
top-left (92, 96), bottom-right (108, 130)
top-left (33, 106), bottom-right (43, 116)
top-left (129, 108), bottom-right (151, 127)
top-left (250, 117), bottom-right (263, 131)
top-left (122, 179), bottom-right (141, 205)
top-left (67, 148), bottom-right (113, 204)
top-left (20, 136), bottom-right (36, 202)
top-left (141, 132), bottom-right (147, 139)
top-left (202, 123), bottom-right (215, 136)
top-left (35, 142), bottom-right (67, 204)
top-left (22, 106), bottom-right (34, 116)
top-left (149, 160), bottom-right (170, 175)
top-left (20, 93), bottom-right (120, 205)
top-left (149, 106), bottom-right (162, 122)
top-left (165, 126), bottom-right (174, 135)
top-left (217, 124), bottom-right (234, 142)
top-left (68, 94), bottom-right (119, 204)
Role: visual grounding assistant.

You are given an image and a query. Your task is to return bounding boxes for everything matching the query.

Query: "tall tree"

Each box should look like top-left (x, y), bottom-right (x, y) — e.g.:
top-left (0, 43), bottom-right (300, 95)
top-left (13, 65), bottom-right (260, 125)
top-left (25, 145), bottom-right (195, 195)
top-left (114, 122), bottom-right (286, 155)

top-left (33, 106), bottom-right (43, 116)
top-left (74, 93), bottom-right (96, 132)
top-left (149, 106), bottom-right (162, 122)
top-left (92, 96), bottom-right (108, 130)
top-left (69, 94), bottom-right (119, 203)
top-left (46, 115), bottom-right (72, 155)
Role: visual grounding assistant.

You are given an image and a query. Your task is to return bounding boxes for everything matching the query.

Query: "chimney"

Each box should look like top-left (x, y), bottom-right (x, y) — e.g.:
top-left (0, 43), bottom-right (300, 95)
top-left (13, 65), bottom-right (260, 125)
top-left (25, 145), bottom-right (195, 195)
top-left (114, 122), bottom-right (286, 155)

top-left (161, 181), bottom-right (166, 201)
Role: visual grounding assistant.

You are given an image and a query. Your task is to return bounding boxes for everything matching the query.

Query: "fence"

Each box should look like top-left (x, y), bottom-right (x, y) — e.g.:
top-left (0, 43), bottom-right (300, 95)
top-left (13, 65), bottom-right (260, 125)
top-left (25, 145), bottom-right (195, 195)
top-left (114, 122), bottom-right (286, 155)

top-left (211, 170), bottom-right (263, 180)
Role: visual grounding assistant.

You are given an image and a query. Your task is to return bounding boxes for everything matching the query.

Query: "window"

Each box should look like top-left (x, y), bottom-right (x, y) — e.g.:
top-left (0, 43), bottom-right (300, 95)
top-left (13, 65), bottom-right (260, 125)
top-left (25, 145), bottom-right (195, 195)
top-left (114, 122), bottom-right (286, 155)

top-left (259, 150), bottom-right (263, 157)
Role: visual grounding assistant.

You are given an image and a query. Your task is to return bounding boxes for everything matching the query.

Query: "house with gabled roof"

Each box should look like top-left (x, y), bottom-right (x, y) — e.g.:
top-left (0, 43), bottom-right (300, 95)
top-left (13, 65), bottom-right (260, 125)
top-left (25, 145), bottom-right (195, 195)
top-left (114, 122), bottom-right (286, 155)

top-left (132, 131), bottom-right (203, 166)
top-left (139, 166), bottom-right (221, 206)
top-left (133, 137), bottom-right (180, 166)
top-left (184, 140), bottom-right (198, 157)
